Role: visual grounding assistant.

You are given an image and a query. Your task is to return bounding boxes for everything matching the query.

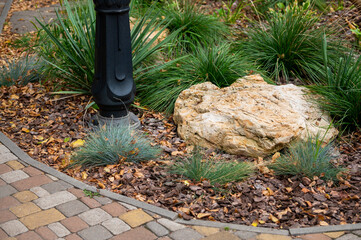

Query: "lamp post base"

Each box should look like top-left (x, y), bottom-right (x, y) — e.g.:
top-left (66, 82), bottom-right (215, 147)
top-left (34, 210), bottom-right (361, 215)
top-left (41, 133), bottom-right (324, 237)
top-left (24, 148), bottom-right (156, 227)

top-left (90, 112), bottom-right (141, 130)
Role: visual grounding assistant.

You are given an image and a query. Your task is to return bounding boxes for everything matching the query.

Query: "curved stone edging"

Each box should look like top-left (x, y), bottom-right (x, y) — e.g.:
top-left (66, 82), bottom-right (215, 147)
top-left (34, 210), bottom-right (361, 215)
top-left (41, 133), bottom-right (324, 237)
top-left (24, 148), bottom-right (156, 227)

top-left (0, 0), bottom-right (13, 33)
top-left (1, 131), bottom-right (360, 237)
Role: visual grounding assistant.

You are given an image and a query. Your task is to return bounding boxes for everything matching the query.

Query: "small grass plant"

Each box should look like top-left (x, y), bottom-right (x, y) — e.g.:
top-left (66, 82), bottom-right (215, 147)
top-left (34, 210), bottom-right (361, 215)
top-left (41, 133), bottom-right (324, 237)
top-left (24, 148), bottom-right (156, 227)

top-left (269, 135), bottom-right (345, 182)
top-left (170, 148), bottom-right (253, 185)
top-left (0, 55), bottom-right (44, 87)
top-left (244, 0), bottom-right (338, 83)
top-left (71, 124), bottom-right (161, 168)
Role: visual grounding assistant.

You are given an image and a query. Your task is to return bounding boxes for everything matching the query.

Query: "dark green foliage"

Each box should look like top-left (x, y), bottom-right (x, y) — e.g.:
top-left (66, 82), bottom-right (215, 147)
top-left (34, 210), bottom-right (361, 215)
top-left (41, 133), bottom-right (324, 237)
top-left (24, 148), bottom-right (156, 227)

top-left (0, 55), bottom-right (44, 87)
top-left (71, 125), bottom-right (161, 168)
top-left (170, 148), bottom-right (253, 185)
top-left (137, 43), bottom-right (256, 113)
top-left (269, 135), bottom-right (345, 181)
top-left (308, 38), bottom-right (361, 129)
top-left (162, 0), bottom-right (229, 53)
top-left (244, 0), bottom-right (337, 83)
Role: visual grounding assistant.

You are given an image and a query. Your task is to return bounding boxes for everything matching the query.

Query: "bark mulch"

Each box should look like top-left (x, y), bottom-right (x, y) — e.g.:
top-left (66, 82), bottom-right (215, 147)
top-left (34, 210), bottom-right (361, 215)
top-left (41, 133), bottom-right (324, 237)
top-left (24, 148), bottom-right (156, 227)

top-left (0, 83), bottom-right (360, 229)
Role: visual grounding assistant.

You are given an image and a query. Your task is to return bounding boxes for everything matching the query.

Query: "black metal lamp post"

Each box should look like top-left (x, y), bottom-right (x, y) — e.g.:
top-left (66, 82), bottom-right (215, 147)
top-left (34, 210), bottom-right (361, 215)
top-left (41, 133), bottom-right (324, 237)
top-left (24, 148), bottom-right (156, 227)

top-left (92, 0), bottom-right (139, 127)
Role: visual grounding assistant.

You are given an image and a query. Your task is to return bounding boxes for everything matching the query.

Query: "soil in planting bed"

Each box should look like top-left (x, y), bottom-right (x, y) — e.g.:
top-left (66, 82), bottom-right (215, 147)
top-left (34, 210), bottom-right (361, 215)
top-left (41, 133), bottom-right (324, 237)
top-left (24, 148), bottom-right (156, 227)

top-left (0, 83), bottom-right (360, 229)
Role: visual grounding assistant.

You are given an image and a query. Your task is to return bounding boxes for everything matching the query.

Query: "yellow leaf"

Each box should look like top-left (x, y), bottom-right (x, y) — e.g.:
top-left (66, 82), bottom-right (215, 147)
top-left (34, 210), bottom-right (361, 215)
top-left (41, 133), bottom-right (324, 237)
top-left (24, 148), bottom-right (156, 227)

top-left (104, 167), bottom-right (111, 173)
top-left (251, 220), bottom-right (258, 227)
top-left (269, 214), bottom-right (279, 223)
top-left (71, 139), bottom-right (85, 148)
top-left (271, 152), bottom-right (281, 163)
top-left (10, 94), bottom-right (19, 99)
top-left (98, 182), bottom-right (106, 189)
top-left (320, 221), bottom-right (329, 226)
top-left (21, 128), bottom-right (30, 133)
top-left (183, 180), bottom-right (190, 186)
top-left (197, 213), bottom-right (212, 219)
top-left (81, 171), bottom-right (88, 180)
top-left (134, 171), bottom-right (144, 178)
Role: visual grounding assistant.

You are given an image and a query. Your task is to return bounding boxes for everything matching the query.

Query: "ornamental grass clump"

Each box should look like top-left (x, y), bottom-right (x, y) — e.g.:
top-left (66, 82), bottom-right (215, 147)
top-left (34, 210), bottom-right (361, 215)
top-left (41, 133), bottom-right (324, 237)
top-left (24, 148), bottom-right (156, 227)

top-left (244, 0), bottom-right (338, 83)
top-left (170, 148), bottom-right (254, 185)
top-left (269, 135), bottom-right (345, 182)
top-left (71, 125), bottom-right (161, 168)
top-left (137, 42), bottom-right (256, 113)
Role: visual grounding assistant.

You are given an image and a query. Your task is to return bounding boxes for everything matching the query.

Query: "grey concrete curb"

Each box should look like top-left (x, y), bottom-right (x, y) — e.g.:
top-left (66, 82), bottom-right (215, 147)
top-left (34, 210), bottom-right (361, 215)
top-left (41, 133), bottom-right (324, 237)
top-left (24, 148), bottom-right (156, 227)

top-left (0, 0), bottom-right (13, 34)
top-left (1, 131), bottom-right (361, 235)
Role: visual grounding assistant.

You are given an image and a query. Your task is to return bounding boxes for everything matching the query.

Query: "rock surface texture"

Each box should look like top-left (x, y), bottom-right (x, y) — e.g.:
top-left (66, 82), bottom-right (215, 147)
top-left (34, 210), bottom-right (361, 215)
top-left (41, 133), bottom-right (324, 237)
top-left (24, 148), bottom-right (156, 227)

top-left (173, 75), bottom-right (338, 157)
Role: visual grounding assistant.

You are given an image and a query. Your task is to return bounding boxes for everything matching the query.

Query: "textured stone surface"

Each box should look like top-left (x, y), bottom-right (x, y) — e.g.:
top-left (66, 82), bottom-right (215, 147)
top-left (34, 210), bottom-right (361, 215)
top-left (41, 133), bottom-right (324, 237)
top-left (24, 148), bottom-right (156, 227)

top-left (80, 196), bottom-right (102, 208)
top-left (77, 225), bottom-right (112, 240)
top-left (19, 208), bottom-right (65, 230)
top-left (169, 228), bottom-right (203, 240)
top-left (0, 185), bottom-right (17, 198)
top-left (110, 226), bottom-right (157, 240)
top-left (335, 234), bottom-right (361, 240)
top-left (35, 226), bottom-right (58, 240)
top-left (48, 222), bottom-right (71, 237)
top-left (61, 216), bottom-right (88, 233)
top-left (41, 181), bottom-right (70, 194)
top-left (202, 232), bottom-right (240, 240)
top-left (0, 153), bottom-right (18, 164)
top-left (0, 163), bottom-right (12, 174)
top-left (234, 230), bottom-right (258, 239)
top-left (0, 209), bottom-right (17, 223)
top-left (192, 226), bottom-right (219, 236)
top-left (0, 196), bottom-right (20, 210)
top-left (102, 218), bottom-right (131, 235)
top-left (256, 233), bottom-right (292, 240)
top-left (13, 190), bottom-right (38, 202)
top-left (30, 186), bottom-right (50, 197)
top-left (6, 160), bottom-right (24, 170)
top-left (11, 175), bottom-right (52, 191)
top-left (56, 200), bottom-right (89, 217)
top-left (10, 202), bottom-right (41, 217)
top-left (299, 234), bottom-right (332, 240)
top-left (101, 202), bottom-right (127, 217)
top-left (158, 218), bottom-right (185, 231)
top-left (0, 170), bottom-right (29, 183)
top-left (16, 231), bottom-right (42, 240)
top-left (0, 219), bottom-right (28, 236)
top-left (146, 221), bottom-right (169, 237)
top-left (119, 209), bottom-right (153, 228)
top-left (174, 75), bottom-right (338, 157)
top-left (78, 208), bottom-right (112, 226)
top-left (34, 191), bottom-right (77, 209)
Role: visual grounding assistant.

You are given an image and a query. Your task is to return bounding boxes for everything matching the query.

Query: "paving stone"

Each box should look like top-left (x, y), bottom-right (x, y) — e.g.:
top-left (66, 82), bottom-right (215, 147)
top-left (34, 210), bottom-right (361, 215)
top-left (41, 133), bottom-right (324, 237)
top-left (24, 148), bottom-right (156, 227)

top-left (46, 174), bottom-right (58, 181)
top-left (300, 234), bottom-right (332, 240)
top-left (256, 234), bottom-right (292, 240)
top-left (12, 175), bottom-right (53, 191)
top-left (102, 218), bottom-right (131, 235)
top-left (0, 185), bottom-right (17, 198)
top-left (119, 209), bottom-right (153, 228)
top-left (145, 221), bottom-right (169, 237)
top-left (1, 170), bottom-right (29, 183)
top-left (353, 231), bottom-right (361, 237)
top-left (13, 190), bottom-right (38, 202)
top-left (10, 202), bottom-right (41, 217)
top-left (20, 208), bottom-right (65, 230)
top-left (41, 181), bottom-right (70, 194)
top-left (93, 195), bottom-right (112, 205)
top-left (16, 231), bottom-right (42, 240)
top-left (0, 178), bottom-right (5, 186)
top-left (65, 233), bottom-right (83, 240)
top-left (110, 226), bottom-right (157, 240)
top-left (78, 208), bottom-right (112, 226)
top-left (0, 220), bottom-right (28, 237)
top-left (22, 166), bottom-right (43, 176)
top-left (0, 196), bottom-right (20, 210)
top-left (201, 232), bottom-right (240, 240)
top-left (324, 232), bottom-right (345, 239)
top-left (6, 160), bottom-right (24, 170)
top-left (30, 186), bottom-right (50, 197)
top-left (80, 196), bottom-right (102, 208)
top-left (48, 222), bottom-right (71, 237)
top-left (61, 216), bottom-right (88, 233)
top-left (35, 226), bottom-right (58, 240)
top-left (0, 228), bottom-right (8, 239)
top-left (101, 202), bottom-right (127, 217)
top-left (34, 191), bottom-right (77, 209)
top-left (234, 230), bottom-right (258, 240)
top-left (335, 234), bottom-right (361, 240)
top-left (158, 237), bottom-right (172, 240)
top-left (78, 225), bottom-right (113, 240)
top-left (119, 202), bottom-right (137, 210)
top-left (192, 226), bottom-right (219, 237)
top-left (0, 210), bottom-right (17, 223)
top-left (157, 218), bottom-right (186, 231)
top-left (170, 228), bottom-right (203, 240)
top-left (0, 145), bottom-right (10, 153)
top-left (56, 200), bottom-right (89, 217)
top-left (0, 153), bottom-right (18, 164)
top-left (67, 188), bottom-right (85, 198)
top-left (0, 164), bottom-right (12, 174)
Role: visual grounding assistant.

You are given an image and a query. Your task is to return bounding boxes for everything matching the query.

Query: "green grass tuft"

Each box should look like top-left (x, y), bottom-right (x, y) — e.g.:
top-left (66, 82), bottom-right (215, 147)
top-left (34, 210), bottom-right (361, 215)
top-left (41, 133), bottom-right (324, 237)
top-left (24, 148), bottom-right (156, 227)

top-left (269, 135), bottom-right (346, 182)
top-left (170, 148), bottom-right (254, 185)
top-left (71, 125), bottom-right (161, 168)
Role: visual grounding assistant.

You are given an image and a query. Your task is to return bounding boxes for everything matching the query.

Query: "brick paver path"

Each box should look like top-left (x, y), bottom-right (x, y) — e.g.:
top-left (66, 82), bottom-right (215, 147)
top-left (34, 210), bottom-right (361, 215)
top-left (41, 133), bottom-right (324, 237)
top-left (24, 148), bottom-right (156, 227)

top-left (1, 143), bottom-right (361, 240)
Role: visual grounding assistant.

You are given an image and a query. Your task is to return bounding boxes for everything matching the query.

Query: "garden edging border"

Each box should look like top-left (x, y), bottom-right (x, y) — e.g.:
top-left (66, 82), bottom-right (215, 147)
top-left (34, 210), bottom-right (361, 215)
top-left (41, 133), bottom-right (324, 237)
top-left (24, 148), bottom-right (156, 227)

top-left (0, 0), bottom-right (12, 34)
top-left (1, 131), bottom-right (360, 236)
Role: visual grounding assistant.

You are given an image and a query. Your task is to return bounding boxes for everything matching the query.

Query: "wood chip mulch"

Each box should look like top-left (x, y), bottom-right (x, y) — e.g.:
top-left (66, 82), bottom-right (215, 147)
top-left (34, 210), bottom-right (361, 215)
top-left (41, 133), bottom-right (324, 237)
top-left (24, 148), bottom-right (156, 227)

top-left (0, 83), bottom-right (360, 229)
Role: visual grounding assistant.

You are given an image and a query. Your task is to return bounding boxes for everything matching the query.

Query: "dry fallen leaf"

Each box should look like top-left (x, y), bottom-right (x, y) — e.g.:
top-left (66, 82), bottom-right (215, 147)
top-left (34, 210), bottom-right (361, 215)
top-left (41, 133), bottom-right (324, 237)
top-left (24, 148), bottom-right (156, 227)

top-left (71, 139), bottom-right (85, 148)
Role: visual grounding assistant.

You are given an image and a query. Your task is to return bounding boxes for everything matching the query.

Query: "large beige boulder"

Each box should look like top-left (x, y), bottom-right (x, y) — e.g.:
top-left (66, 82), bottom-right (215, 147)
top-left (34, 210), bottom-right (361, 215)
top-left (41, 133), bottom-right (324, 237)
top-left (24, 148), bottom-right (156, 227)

top-left (173, 75), bottom-right (338, 157)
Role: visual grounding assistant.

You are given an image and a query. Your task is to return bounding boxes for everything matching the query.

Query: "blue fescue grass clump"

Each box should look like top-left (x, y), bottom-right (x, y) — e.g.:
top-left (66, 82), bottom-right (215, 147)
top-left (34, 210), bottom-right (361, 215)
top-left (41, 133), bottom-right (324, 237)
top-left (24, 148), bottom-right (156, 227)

top-left (170, 148), bottom-right (254, 185)
top-left (71, 125), bottom-right (161, 168)
top-left (0, 55), bottom-right (44, 87)
top-left (269, 135), bottom-right (346, 181)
